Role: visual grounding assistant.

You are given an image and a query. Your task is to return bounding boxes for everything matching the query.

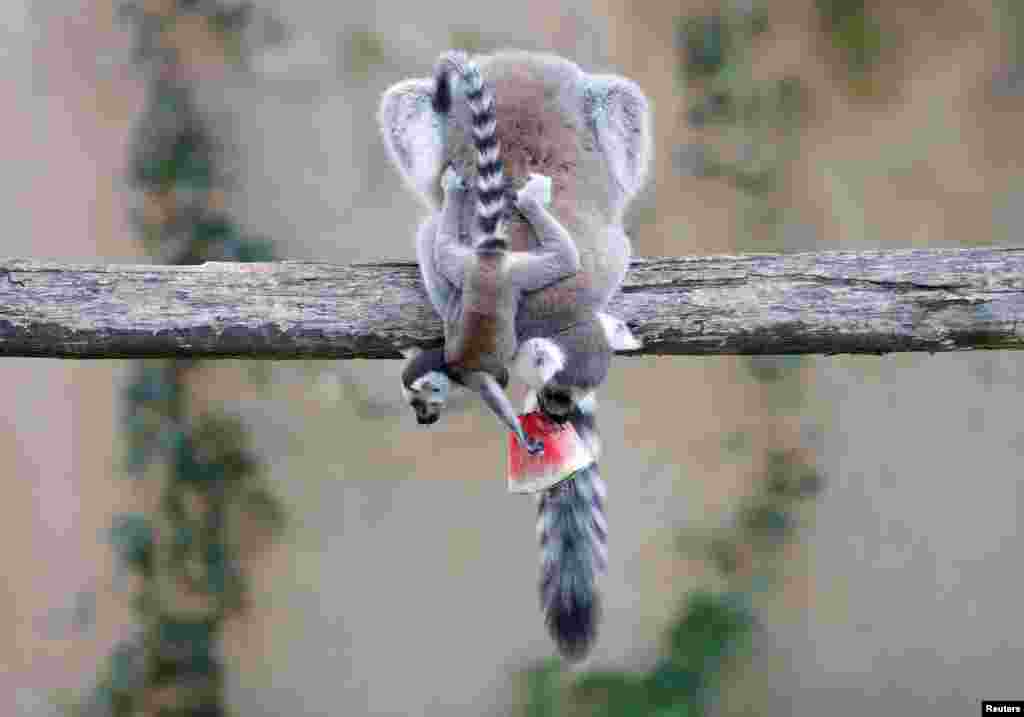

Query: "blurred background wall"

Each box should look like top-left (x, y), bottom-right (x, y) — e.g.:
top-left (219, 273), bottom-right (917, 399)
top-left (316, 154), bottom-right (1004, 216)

top-left (1, 1), bottom-right (1023, 716)
top-left (0, 3), bottom-right (145, 715)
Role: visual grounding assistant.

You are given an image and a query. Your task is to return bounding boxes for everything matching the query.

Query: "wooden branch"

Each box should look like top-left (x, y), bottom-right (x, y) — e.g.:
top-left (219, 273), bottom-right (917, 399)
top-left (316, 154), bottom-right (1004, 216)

top-left (1, 247), bottom-right (1022, 359)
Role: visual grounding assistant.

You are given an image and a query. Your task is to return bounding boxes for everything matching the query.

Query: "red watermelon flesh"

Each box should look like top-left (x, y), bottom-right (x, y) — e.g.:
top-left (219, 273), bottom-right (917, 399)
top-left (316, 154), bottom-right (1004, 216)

top-left (507, 411), bottom-right (593, 494)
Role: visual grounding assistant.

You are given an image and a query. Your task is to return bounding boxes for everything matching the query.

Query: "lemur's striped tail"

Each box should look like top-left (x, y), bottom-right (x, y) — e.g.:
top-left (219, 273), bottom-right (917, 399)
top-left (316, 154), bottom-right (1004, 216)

top-left (537, 462), bottom-right (608, 661)
top-left (523, 390), bottom-right (607, 661)
top-left (432, 51), bottom-right (505, 239)
top-left (534, 395), bottom-right (607, 662)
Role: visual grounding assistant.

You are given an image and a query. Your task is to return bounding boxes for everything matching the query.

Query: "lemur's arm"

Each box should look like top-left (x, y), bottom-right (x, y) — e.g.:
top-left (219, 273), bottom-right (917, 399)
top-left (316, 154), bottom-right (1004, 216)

top-left (462, 370), bottom-right (543, 455)
top-left (434, 166), bottom-right (472, 288)
top-left (509, 174), bottom-right (581, 292)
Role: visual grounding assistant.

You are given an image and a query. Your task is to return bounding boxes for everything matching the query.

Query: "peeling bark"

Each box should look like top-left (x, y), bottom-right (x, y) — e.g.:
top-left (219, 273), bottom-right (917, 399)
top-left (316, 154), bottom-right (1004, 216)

top-left (0, 248), bottom-right (1021, 359)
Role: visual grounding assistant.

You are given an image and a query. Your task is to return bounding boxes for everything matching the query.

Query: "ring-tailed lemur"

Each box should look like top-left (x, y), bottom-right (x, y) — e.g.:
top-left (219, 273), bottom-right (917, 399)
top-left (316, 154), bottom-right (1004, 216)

top-left (380, 50), bottom-right (651, 661)
top-left (401, 51), bottom-right (583, 455)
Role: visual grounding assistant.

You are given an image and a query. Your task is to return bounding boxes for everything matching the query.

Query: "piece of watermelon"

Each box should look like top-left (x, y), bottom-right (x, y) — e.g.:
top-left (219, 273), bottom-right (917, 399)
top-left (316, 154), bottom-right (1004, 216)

top-left (507, 411), bottom-right (593, 494)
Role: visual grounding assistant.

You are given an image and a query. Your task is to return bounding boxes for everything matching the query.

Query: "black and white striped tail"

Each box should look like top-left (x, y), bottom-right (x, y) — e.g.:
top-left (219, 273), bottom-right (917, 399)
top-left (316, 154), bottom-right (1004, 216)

top-left (433, 50), bottom-right (505, 240)
top-left (536, 399), bottom-right (608, 663)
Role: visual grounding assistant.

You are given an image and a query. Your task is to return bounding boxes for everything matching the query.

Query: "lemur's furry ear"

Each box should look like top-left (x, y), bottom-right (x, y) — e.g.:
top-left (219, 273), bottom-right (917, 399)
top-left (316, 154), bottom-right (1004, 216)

top-left (379, 78), bottom-right (445, 209)
top-left (585, 75), bottom-right (652, 214)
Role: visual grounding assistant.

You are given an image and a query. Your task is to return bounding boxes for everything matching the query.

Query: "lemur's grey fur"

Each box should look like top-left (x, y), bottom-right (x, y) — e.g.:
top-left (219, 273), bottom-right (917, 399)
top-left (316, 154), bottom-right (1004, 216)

top-left (380, 50), bottom-right (651, 662)
top-left (405, 51), bottom-right (583, 455)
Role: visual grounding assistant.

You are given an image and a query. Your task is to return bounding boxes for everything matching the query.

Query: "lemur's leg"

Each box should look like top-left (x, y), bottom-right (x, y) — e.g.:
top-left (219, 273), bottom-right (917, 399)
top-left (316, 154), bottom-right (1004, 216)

top-left (463, 370), bottom-right (544, 455)
top-left (434, 166), bottom-right (472, 287)
top-left (511, 174), bottom-right (581, 290)
top-left (415, 220), bottom-right (453, 315)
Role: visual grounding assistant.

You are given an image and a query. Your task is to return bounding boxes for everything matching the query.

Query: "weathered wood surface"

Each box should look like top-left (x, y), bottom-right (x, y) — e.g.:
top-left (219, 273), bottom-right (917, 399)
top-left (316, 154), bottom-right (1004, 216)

top-left (0, 248), bottom-right (1022, 359)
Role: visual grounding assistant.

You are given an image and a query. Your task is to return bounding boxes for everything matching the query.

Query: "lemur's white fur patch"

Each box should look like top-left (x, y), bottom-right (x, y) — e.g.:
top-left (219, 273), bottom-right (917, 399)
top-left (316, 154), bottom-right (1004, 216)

top-left (514, 337), bottom-right (566, 390)
top-left (575, 390), bottom-right (597, 414)
top-left (403, 370), bottom-right (451, 405)
top-left (575, 390), bottom-right (600, 458)
top-left (598, 312), bottom-right (642, 351)
top-left (516, 173), bottom-right (552, 207)
top-left (591, 507), bottom-right (609, 538)
top-left (536, 510), bottom-right (549, 540)
top-left (523, 390), bottom-right (539, 414)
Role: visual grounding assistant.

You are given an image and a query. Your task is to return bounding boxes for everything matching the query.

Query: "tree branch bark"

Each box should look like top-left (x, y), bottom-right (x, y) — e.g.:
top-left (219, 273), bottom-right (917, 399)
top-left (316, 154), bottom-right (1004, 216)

top-left (1, 247), bottom-right (1022, 359)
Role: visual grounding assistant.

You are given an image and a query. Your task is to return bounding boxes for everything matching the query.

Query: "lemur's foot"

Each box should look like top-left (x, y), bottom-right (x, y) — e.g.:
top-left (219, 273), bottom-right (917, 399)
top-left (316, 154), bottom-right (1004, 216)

top-left (598, 312), bottom-right (643, 352)
top-left (526, 435), bottom-right (545, 456)
top-left (515, 172), bottom-right (552, 209)
top-left (442, 165), bottom-right (466, 194)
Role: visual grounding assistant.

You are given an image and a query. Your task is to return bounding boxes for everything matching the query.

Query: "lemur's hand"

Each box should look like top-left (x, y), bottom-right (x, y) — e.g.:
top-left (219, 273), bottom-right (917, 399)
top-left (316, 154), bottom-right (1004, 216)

top-left (442, 165), bottom-right (467, 195)
top-left (525, 435), bottom-right (545, 457)
top-left (515, 173), bottom-right (552, 209)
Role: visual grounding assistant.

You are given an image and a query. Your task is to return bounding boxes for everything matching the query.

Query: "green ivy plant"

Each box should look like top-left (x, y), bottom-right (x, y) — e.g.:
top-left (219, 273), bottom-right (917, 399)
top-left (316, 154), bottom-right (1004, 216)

top-left (69, 4), bottom-right (284, 716)
top-left (815, 0), bottom-right (884, 89)
top-left (673, 4), bottom-right (807, 251)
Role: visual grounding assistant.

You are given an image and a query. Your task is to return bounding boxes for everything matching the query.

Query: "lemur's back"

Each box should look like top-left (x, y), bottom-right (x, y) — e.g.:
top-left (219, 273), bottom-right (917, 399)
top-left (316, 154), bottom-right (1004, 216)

top-left (444, 52), bottom-right (632, 338)
top-left (444, 250), bottom-right (519, 374)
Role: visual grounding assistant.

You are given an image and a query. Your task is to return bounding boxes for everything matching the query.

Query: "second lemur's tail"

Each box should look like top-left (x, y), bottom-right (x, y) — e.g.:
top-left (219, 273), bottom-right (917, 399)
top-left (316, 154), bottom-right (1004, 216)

top-left (432, 50), bottom-right (505, 239)
top-left (534, 400), bottom-right (608, 662)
